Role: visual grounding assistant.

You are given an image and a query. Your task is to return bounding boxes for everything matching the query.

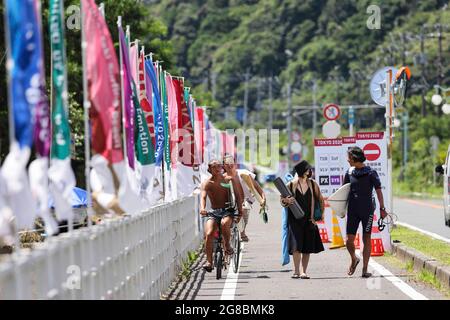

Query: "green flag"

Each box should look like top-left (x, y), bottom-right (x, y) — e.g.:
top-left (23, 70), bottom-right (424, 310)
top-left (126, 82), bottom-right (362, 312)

top-left (50, 0), bottom-right (70, 160)
top-left (48, 0), bottom-right (76, 222)
top-left (160, 69), bottom-right (171, 169)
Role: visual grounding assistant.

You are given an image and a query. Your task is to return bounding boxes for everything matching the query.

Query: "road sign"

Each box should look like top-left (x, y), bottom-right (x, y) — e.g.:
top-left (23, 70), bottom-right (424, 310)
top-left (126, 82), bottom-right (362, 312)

top-left (363, 143), bottom-right (381, 161)
top-left (370, 66), bottom-right (398, 106)
top-left (291, 141), bottom-right (302, 153)
top-left (291, 131), bottom-right (301, 141)
top-left (323, 104), bottom-right (341, 121)
top-left (348, 107), bottom-right (355, 125)
top-left (322, 120), bottom-right (341, 139)
top-left (291, 153), bottom-right (301, 163)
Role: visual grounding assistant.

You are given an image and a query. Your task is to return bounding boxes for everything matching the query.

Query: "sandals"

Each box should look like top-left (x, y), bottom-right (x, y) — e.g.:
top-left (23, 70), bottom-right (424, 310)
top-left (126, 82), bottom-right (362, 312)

top-left (291, 274), bottom-right (300, 279)
top-left (203, 264), bottom-right (213, 272)
top-left (241, 234), bottom-right (249, 242)
top-left (362, 272), bottom-right (373, 278)
top-left (348, 258), bottom-right (360, 276)
top-left (300, 273), bottom-right (310, 279)
top-left (225, 247), bottom-right (234, 255)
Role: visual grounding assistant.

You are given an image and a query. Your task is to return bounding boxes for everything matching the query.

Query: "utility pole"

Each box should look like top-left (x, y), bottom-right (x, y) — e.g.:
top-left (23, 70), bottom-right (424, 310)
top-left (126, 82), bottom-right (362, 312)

top-left (256, 77), bottom-right (262, 123)
top-left (436, 23), bottom-right (444, 116)
top-left (419, 26), bottom-right (427, 117)
top-left (211, 71), bottom-right (217, 102)
top-left (243, 68), bottom-right (250, 129)
top-left (287, 83), bottom-right (292, 169)
top-left (268, 76), bottom-right (273, 131)
top-left (312, 79), bottom-right (317, 139)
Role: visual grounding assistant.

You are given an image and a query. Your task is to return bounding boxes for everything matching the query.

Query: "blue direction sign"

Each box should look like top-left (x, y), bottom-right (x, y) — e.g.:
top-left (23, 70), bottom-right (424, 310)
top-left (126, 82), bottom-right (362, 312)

top-left (348, 106), bottom-right (355, 125)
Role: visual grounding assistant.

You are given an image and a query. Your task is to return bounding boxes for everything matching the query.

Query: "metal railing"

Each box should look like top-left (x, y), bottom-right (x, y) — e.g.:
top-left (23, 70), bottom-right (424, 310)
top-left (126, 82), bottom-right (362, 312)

top-left (0, 195), bottom-right (202, 300)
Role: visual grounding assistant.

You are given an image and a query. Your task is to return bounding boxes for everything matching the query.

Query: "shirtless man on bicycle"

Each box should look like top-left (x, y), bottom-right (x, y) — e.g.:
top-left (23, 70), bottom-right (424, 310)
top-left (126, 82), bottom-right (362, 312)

top-left (200, 159), bottom-right (244, 272)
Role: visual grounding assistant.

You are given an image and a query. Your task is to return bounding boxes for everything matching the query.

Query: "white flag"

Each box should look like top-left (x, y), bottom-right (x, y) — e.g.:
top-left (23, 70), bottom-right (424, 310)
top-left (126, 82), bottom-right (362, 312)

top-left (1, 143), bottom-right (37, 229)
top-left (48, 158), bottom-right (76, 222)
top-left (29, 157), bottom-right (59, 236)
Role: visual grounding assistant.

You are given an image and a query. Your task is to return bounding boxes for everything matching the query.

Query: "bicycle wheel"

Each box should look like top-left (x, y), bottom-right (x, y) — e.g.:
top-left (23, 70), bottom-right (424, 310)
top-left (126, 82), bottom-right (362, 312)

top-left (232, 226), bottom-right (241, 273)
top-left (216, 249), bottom-right (223, 280)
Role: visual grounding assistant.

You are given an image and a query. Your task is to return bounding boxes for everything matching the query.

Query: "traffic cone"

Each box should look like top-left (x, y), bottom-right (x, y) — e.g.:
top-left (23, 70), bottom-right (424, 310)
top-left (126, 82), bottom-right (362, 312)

top-left (317, 220), bottom-right (330, 243)
top-left (329, 210), bottom-right (345, 249)
top-left (354, 233), bottom-right (360, 249)
top-left (370, 214), bottom-right (384, 256)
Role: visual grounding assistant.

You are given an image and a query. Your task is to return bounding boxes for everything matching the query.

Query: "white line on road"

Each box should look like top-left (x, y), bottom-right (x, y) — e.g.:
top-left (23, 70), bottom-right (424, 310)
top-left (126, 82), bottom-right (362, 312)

top-left (220, 243), bottom-right (245, 300)
top-left (356, 250), bottom-right (428, 300)
top-left (396, 221), bottom-right (450, 244)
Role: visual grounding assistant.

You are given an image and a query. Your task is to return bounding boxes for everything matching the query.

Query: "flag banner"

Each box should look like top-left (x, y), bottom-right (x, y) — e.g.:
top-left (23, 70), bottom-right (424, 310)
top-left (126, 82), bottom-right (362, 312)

top-left (145, 59), bottom-right (164, 166)
top-left (90, 154), bottom-right (124, 215)
top-left (48, 0), bottom-right (75, 226)
top-left (29, 0), bottom-right (60, 235)
top-left (144, 59), bottom-right (164, 202)
top-left (118, 26), bottom-right (135, 169)
top-left (29, 158), bottom-right (59, 235)
top-left (1, 144), bottom-right (37, 228)
top-left (172, 78), bottom-right (197, 197)
top-left (0, 175), bottom-right (15, 246)
top-left (139, 52), bottom-right (156, 147)
top-left (160, 71), bottom-right (173, 201)
top-left (82, 0), bottom-right (123, 164)
top-left (129, 43), bottom-right (138, 86)
top-left (2, 0), bottom-right (48, 229)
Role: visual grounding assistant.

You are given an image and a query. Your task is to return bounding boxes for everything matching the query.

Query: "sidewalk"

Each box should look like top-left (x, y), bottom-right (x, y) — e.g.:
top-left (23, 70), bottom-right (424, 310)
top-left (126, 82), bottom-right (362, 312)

top-left (165, 193), bottom-right (447, 300)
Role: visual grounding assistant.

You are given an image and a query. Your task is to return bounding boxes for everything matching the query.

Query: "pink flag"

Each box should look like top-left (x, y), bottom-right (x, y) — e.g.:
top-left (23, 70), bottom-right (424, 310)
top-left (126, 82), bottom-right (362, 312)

top-left (82, 0), bottom-right (123, 164)
top-left (166, 74), bottom-right (179, 166)
top-left (194, 107), bottom-right (205, 164)
top-left (129, 43), bottom-right (138, 86)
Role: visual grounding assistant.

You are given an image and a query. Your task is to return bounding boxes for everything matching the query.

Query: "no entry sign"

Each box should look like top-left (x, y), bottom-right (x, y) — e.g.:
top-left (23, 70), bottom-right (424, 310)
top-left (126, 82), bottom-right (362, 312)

top-left (363, 143), bottom-right (381, 161)
top-left (323, 104), bottom-right (341, 121)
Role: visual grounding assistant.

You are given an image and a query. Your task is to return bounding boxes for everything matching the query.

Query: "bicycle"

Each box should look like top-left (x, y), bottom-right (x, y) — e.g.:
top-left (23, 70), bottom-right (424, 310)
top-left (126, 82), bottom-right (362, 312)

top-left (208, 210), bottom-right (240, 279)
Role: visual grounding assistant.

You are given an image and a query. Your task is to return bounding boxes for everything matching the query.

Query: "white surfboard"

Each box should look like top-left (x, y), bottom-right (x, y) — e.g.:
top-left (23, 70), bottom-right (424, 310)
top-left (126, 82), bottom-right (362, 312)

top-left (327, 183), bottom-right (350, 218)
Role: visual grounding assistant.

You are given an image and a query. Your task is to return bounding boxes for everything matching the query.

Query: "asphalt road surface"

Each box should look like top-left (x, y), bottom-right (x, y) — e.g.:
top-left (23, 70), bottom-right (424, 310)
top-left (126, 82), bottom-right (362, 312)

top-left (394, 197), bottom-right (450, 241)
top-left (164, 193), bottom-right (447, 300)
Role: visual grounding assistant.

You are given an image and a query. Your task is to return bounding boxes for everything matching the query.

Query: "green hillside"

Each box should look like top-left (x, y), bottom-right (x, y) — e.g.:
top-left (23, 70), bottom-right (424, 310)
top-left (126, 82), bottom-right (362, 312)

top-left (147, 0), bottom-right (450, 195)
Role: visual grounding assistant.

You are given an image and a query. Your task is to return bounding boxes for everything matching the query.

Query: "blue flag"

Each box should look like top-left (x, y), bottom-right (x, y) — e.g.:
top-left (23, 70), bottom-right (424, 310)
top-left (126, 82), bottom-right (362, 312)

top-left (144, 58), bottom-right (164, 166)
top-left (6, 0), bottom-right (43, 149)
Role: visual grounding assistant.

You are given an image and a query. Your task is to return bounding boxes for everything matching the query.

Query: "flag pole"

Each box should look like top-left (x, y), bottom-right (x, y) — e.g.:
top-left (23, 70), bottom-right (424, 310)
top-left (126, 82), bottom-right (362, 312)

top-left (159, 63), bottom-right (166, 201)
top-left (81, 0), bottom-right (92, 227)
top-left (118, 16), bottom-right (128, 167)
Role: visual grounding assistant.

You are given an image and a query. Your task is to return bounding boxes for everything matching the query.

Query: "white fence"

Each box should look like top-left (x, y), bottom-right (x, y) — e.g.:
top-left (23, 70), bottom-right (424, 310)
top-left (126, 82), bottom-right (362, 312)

top-left (0, 195), bottom-right (202, 300)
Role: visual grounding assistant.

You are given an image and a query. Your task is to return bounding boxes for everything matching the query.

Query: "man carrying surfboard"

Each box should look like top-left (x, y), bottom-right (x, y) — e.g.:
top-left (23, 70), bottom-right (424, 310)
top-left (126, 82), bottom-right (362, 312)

top-left (344, 147), bottom-right (387, 278)
top-left (199, 159), bottom-right (244, 272)
top-left (222, 154), bottom-right (266, 242)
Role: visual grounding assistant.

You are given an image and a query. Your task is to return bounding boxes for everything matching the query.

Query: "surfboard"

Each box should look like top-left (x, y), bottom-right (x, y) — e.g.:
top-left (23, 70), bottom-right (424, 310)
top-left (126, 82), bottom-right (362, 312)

top-left (239, 172), bottom-right (264, 205)
top-left (327, 183), bottom-right (350, 218)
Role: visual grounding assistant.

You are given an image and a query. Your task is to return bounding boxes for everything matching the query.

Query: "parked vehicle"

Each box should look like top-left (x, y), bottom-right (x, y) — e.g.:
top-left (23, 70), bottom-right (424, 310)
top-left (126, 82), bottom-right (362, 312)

top-left (435, 143), bottom-right (450, 227)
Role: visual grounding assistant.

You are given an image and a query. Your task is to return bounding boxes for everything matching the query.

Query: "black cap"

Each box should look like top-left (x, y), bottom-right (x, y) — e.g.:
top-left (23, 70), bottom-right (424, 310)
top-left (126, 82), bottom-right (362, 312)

top-left (294, 160), bottom-right (312, 177)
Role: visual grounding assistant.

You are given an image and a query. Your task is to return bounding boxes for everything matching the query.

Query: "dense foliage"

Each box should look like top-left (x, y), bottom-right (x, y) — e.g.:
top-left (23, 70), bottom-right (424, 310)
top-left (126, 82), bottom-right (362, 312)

top-left (147, 0), bottom-right (450, 194)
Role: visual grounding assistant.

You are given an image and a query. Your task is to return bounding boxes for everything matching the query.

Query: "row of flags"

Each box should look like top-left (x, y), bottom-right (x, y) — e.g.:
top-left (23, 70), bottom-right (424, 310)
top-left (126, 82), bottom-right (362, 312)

top-left (0, 0), bottom-right (237, 245)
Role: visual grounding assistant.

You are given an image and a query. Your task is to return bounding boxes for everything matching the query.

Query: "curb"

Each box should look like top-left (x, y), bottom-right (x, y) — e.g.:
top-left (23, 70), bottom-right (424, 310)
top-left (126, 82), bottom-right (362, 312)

top-left (391, 242), bottom-right (450, 290)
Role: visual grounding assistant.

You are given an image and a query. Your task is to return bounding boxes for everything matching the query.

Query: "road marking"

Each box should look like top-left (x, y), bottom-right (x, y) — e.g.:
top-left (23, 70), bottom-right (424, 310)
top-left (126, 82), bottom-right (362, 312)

top-left (220, 243), bottom-right (245, 300)
top-left (356, 250), bottom-right (428, 300)
top-left (396, 221), bottom-right (450, 244)
top-left (402, 199), bottom-right (444, 210)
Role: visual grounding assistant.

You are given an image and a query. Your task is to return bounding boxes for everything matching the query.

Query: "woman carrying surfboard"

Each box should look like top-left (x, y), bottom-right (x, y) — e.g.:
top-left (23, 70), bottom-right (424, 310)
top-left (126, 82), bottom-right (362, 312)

top-left (344, 147), bottom-right (387, 278)
top-left (280, 160), bottom-right (325, 279)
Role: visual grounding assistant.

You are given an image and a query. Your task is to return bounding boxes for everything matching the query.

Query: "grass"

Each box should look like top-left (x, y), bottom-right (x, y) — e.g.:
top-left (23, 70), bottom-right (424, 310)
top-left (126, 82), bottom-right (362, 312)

top-left (417, 269), bottom-right (443, 291)
top-left (391, 225), bottom-right (450, 266)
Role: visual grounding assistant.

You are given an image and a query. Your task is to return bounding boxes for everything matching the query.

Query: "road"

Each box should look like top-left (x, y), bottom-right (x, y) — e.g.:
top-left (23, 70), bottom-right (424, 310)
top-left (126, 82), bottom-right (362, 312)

top-left (394, 197), bottom-right (450, 241)
top-left (164, 193), bottom-right (447, 300)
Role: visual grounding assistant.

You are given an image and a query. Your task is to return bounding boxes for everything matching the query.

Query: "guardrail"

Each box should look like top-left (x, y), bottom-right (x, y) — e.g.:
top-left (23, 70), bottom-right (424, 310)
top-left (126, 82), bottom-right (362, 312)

top-left (0, 195), bottom-right (202, 300)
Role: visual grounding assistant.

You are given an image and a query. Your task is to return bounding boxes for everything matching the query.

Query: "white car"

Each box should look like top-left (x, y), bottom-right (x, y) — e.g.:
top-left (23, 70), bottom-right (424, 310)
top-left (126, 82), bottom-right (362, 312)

top-left (435, 143), bottom-right (450, 227)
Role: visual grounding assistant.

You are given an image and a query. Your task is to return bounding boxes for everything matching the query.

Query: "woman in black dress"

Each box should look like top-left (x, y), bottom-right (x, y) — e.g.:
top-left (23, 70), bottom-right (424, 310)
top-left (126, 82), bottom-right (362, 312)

top-left (280, 160), bottom-right (324, 279)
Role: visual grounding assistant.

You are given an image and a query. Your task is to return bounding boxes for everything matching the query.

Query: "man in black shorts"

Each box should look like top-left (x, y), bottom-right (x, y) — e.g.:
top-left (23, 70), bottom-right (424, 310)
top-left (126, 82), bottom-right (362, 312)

top-left (199, 159), bottom-right (243, 272)
top-left (344, 147), bottom-right (387, 278)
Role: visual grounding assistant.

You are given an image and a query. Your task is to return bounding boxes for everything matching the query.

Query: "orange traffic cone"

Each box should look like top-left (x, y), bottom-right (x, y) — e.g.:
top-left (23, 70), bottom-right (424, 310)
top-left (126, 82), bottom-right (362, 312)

top-left (329, 210), bottom-right (345, 249)
top-left (354, 233), bottom-right (360, 249)
top-left (317, 221), bottom-right (330, 243)
top-left (370, 214), bottom-right (384, 256)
